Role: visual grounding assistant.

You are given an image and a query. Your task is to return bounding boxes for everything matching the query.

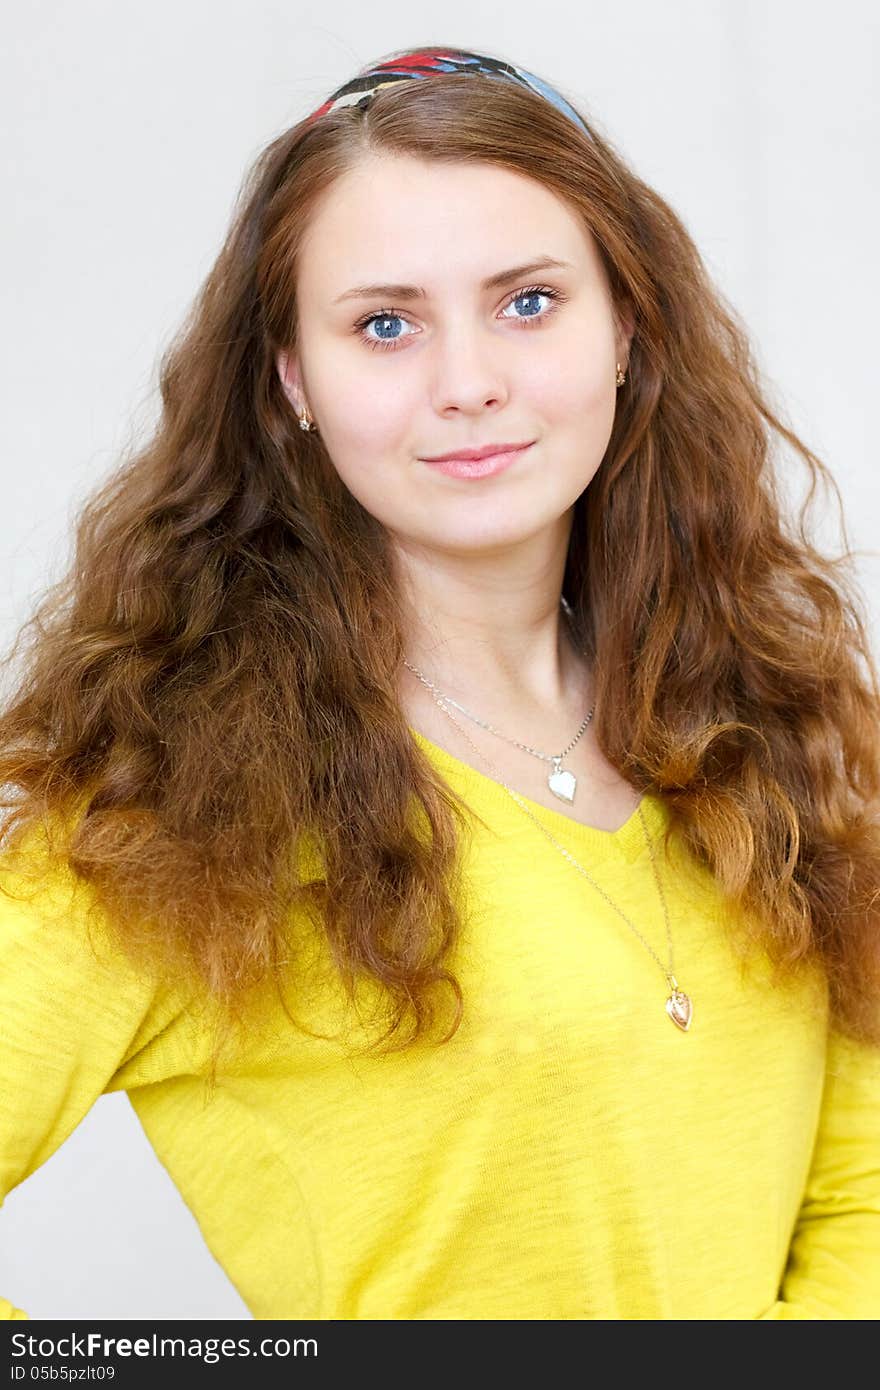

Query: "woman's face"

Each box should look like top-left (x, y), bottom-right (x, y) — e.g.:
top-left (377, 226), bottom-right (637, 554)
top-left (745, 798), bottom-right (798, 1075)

top-left (278, 153), bottom-right (632, 556)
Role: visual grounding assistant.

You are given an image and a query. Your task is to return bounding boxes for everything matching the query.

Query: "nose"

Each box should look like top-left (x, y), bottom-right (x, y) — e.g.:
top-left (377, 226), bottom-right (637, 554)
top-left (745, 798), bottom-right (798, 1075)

top-left (429, 318), bottom-right (510, 416)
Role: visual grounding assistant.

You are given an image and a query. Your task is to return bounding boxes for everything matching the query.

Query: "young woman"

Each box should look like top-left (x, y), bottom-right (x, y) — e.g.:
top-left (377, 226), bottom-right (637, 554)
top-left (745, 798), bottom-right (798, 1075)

top-left (1, 45), bottom-right (879, 1321)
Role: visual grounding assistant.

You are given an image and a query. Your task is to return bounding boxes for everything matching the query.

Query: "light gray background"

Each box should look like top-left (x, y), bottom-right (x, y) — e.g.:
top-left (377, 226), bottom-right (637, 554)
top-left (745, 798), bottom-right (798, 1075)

top-left (1, 0), bottom-right (878, 1320)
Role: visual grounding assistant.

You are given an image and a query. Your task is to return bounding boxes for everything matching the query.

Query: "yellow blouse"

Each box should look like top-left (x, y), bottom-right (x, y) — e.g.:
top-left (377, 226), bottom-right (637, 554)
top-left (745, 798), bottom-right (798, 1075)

top-left (2, 728), bottom-right (879, 1319)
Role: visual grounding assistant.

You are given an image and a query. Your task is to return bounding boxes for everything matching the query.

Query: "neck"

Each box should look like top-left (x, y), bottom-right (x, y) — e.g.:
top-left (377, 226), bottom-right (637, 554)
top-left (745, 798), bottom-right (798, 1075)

top-left (400, 594), bottom-right (591, 725)
top-left (392, 521), bottom-right (593, 724)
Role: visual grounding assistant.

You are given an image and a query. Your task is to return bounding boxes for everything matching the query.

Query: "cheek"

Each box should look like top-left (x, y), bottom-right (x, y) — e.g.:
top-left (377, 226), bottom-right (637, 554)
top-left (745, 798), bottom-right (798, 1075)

top-left (536, 354), bottom-right (617, 449)
top-left (525, 310), bottom-right (616, 419)
top-left (304, 364), bottom-right (420, 524)
top-left (308, 353), bottom-right (413, 464)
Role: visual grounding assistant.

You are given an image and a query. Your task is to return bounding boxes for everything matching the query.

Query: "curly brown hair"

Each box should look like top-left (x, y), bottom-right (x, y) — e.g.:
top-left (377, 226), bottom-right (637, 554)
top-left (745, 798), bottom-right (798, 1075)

top-left (2, 54), bottom-right (879, 1076)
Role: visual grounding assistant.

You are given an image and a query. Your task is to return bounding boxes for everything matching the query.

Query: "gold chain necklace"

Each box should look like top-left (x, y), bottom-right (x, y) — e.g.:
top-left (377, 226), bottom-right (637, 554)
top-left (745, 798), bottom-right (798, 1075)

top-left (404, 671), bottom-right (693, 1033)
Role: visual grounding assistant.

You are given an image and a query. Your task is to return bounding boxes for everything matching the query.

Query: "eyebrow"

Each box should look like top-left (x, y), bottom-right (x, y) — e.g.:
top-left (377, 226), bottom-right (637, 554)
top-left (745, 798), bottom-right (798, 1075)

top-left (332, 256), bottom-right (576, 305)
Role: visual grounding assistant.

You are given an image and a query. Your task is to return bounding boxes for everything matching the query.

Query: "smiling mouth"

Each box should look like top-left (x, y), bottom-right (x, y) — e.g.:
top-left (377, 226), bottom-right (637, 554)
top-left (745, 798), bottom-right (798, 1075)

top-left (420, 443), bottom-right (534, 479)
top-left (419, 440), bottom-right (535, 463)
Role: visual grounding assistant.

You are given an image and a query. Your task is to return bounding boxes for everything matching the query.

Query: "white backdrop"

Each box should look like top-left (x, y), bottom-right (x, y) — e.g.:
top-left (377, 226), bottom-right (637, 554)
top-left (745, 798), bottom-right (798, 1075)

top-left (1, 0), bottom-right (878, 1320)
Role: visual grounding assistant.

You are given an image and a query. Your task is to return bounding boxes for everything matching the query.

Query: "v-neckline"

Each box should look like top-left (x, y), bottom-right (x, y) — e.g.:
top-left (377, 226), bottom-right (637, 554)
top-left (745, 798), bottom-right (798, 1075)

top-left (408, 725), bottom-right (669, 864)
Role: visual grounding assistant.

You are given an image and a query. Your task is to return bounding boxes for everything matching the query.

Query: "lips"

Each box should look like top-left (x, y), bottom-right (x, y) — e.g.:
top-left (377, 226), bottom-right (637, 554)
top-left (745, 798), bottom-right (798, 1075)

top-left (420, 440), bottom-right (534, 463)
top-left (421, 442), bottom-right (533, 480)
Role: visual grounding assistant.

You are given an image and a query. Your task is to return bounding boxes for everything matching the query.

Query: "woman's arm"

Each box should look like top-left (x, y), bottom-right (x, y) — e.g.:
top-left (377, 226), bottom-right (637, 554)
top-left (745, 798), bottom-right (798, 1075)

top-left (760, 1027), bottom-right (880, 1318)
top-left (0, 830), bottom-right (200, 1320)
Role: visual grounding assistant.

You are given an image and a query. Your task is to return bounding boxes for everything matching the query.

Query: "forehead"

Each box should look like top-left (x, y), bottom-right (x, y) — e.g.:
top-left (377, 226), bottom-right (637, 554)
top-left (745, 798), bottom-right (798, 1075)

top-left (296, 154), bottom-right (602, 294)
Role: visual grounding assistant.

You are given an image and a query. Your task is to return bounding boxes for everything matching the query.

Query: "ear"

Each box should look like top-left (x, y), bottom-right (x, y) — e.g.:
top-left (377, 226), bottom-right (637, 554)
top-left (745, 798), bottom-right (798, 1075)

top-left (276, 349), bottom-right (306, 414)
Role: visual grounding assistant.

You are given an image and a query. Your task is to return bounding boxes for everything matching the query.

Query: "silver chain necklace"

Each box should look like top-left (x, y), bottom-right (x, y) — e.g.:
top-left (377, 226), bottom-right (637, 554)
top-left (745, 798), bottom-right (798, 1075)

top-left (403, 596), bottom-right (592, 805)
top-left (402, 598), bottom-right (693, 1032)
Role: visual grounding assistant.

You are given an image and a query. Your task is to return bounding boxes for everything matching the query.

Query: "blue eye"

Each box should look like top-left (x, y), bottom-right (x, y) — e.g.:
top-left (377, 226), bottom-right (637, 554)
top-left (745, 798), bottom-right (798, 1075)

top-left (352, 283), bottom-right (566, 353)
top-left (357, 310), bottom-right (417, 349)
top-left (498, 287), bottom-right (558, 322)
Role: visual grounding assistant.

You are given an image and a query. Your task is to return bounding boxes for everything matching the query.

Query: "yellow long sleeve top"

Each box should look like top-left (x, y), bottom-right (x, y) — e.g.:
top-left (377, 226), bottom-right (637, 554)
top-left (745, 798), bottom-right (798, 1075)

top-left (2, 728), bottom-right (880, 1320)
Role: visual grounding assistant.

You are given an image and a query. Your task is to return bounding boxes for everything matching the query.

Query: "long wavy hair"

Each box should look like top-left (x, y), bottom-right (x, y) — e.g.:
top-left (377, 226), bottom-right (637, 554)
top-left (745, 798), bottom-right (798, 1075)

top-left (3, 47), bottom-right (879, 1071)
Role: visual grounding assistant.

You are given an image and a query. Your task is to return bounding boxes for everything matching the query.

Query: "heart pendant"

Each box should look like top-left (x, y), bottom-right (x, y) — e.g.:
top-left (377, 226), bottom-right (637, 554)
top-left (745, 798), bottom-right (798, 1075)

top-left (548, 760), bottom-right (577, 803)
top-left (666, 989), bottom-right (693, 1032)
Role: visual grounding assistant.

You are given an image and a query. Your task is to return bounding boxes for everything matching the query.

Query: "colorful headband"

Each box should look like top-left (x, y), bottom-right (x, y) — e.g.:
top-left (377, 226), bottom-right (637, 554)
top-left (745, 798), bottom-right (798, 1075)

top-left (305, 46), bottom-right (591, 139)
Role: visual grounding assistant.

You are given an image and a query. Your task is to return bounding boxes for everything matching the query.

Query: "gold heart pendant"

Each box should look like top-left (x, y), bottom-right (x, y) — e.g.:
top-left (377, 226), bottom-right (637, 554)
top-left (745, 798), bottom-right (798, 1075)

top-left (666, 989), bottom-right (693, 1032)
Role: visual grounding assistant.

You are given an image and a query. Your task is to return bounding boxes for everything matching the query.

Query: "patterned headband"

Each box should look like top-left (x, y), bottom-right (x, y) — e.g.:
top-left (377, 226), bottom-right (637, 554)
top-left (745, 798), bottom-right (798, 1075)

top-left (304, 45), bottom-right (591, 138)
